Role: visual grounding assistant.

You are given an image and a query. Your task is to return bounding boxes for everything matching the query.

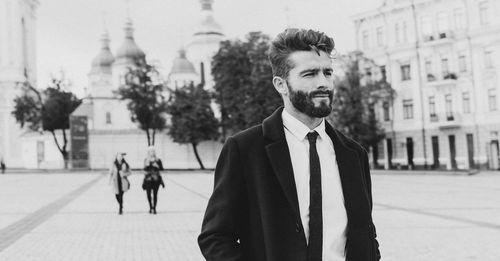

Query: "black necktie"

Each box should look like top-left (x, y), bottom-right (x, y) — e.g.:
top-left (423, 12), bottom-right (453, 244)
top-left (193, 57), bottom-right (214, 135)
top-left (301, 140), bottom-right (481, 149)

top-left (307, 131), bottom-right (322, 261)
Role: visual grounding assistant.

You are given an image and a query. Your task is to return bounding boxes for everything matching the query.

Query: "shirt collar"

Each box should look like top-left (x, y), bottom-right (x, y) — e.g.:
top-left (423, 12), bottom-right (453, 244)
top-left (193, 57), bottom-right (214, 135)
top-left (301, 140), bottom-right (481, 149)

top-left (282, 109), bottom-right (328, 141)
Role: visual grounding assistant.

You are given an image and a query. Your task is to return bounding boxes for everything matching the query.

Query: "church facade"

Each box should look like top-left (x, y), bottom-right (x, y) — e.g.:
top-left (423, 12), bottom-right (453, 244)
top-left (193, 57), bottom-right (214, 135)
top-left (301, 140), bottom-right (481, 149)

top-left (0, 0), bottom-right (225, 169)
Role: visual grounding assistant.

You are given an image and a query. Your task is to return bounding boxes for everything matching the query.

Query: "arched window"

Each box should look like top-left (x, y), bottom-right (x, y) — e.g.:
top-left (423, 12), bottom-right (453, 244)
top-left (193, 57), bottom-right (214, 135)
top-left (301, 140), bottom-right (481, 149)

top-left (105, 112), bottom-right (112, 124)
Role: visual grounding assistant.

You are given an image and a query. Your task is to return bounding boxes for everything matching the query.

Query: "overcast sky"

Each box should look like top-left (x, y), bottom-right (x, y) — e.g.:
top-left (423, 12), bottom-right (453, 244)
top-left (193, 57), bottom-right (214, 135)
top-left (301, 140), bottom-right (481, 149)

top-left (37, 0), bottom-right (382, 96)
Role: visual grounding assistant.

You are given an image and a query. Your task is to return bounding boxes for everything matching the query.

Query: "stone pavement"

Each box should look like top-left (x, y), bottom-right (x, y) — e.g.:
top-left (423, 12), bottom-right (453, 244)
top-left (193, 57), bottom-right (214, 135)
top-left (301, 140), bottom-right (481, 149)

top-left (0, 170), bottom-right (499, 260)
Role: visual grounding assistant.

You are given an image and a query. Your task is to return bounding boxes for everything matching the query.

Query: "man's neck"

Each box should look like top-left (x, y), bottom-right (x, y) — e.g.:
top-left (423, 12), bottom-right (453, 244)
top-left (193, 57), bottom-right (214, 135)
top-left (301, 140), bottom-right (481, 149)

top-left (284, 106), bottom-right (323, 130)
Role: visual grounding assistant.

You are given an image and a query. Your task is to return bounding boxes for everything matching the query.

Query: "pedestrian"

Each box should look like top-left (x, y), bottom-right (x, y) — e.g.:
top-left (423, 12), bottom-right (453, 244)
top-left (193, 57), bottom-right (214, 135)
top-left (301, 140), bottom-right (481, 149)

top-left (142, 146), bottom-right (165, 214)
top-left (198, 28), bottom-right (380, 261)
top-left (108, 152), bottom-right (131, 215)
top-left (0, 157), bottom-right (5, 174)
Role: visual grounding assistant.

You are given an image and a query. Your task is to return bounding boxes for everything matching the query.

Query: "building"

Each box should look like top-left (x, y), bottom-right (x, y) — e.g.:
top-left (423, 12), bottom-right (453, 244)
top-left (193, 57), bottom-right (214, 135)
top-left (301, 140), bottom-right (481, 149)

top-left (353, 0), bottom-right (500, 170)
top-left (0, 0), bottom-right (43, 168)
top-left (0, 0), bottom-right (224, 169)
top-left (184, 0), bottom-right (224, 90)
top-left (71, 0), bottom-right (224, 169)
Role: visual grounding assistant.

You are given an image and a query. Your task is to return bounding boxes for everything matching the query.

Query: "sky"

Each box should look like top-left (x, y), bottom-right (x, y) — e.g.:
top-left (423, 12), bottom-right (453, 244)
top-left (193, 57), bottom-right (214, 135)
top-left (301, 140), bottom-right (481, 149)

top-left (36, 0), bottom-right (382, 96)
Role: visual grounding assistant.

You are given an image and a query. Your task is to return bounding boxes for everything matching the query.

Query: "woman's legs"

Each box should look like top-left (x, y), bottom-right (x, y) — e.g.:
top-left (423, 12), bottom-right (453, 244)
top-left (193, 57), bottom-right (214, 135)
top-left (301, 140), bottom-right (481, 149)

top-left (115, 192), bottom-right (123, 214)
top-left (146, 189), bottom-right (153, 213)
top-left (152, 186), bottom-right (159, 214)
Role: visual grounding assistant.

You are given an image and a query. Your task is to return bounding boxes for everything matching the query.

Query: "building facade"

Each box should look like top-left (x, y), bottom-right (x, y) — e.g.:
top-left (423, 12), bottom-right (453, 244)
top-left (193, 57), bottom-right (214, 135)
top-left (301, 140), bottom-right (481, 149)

top-left (353, 0), bottom-right (500, 170)
top-left (1, 0), bottom-right (224, 169)
top-left (0, 0), bottom-right (40, 168)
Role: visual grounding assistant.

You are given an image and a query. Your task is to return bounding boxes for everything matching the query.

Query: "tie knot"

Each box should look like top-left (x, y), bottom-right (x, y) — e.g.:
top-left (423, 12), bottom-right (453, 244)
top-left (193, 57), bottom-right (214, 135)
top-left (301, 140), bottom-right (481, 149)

top-left (307, 131), bottom-right (319, 144)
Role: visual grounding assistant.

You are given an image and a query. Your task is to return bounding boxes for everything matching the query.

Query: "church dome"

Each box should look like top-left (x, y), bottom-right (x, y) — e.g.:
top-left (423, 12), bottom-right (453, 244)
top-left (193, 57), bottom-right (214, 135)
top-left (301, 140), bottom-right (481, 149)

top-left (115, 20), bottom-right (145, 63)
top-left (193, 0), bottom-right (224, 37)
top-left (170, 49), bottom-right (197, 74)
top-left (90, 32), bottom-right (114, 73)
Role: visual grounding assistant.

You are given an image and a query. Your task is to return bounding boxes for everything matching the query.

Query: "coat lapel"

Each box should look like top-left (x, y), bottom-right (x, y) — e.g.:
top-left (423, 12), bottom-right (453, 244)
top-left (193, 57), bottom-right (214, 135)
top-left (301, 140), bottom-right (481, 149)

top-left (325, 122), bottom-right (366, 225)
top-left (262, 107), bottom-right (301, 221)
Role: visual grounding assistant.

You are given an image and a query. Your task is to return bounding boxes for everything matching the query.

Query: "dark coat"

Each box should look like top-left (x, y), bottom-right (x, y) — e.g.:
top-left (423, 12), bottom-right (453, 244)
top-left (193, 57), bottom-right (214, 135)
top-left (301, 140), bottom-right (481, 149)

top-left (199, 107), bottom-right (380, 261)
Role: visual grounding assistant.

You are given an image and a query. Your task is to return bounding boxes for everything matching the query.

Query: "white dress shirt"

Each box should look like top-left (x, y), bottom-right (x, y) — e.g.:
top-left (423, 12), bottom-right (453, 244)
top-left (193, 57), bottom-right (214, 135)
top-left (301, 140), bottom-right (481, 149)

top-left (282, 109), bottom-right (348, 261)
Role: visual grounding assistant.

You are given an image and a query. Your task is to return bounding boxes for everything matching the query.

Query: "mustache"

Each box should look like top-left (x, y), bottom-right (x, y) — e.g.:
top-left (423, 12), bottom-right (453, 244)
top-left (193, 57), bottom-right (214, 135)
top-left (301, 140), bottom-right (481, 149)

top-left (309, 90), bottom-right (333, 97)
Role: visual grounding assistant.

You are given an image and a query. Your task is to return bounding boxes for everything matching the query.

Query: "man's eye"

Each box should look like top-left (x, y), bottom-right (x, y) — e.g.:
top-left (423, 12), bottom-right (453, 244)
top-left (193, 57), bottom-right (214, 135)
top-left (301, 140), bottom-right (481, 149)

top-left (303, 73), bottom-right (314, 77)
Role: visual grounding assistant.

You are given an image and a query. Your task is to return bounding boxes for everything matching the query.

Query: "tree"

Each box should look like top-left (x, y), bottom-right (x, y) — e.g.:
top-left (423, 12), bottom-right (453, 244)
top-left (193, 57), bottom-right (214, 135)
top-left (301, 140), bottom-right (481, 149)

top-left (329, 51), bottom-right (395, 166)
top-left (12, 78), bottom-right (82, 168)
top-left (212, 32), bottom-right (281, 139)
top-left (116, 61), bottom-right (168, 146)
top-left (167, 83), bottom-right (219, 169)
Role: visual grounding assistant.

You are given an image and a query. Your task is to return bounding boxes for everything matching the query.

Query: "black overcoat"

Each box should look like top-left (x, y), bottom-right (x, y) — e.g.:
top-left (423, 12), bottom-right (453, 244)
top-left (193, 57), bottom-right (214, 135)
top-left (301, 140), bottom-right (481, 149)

top-left (199, 107), bottom-right (381, 261)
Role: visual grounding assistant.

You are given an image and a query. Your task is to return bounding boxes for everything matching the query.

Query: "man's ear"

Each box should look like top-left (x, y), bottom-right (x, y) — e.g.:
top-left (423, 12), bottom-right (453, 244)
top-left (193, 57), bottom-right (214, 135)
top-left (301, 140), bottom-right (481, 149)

top-left (272, 76), bottom-right (287, 95)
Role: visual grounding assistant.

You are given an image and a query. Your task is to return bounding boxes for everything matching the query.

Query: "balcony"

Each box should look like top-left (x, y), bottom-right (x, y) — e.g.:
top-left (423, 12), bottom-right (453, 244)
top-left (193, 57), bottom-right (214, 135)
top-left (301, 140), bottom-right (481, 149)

top-left (426, 72), bottom-right (458, 87)
top-left (422, 31), bottom-right (454, 47)
top-left (433, 112), bottom-right (461, 129)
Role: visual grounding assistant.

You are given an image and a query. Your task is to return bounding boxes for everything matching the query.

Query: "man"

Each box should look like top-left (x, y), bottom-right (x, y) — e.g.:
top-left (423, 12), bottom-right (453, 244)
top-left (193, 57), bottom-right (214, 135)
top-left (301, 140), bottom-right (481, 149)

top-left (199, 28), bottom-right (380, 261)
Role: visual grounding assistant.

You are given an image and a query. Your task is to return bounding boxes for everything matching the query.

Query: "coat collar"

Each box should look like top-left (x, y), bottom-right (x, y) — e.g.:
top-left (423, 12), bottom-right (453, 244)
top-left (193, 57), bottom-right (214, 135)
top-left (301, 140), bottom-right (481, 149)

top-left (262, 107), bottom-right (366, 227)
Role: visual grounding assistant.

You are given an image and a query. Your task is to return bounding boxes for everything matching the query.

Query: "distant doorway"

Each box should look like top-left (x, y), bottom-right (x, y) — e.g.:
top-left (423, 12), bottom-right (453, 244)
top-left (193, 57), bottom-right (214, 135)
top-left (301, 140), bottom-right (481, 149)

top-left (466, 134), bottom-right (475, 169)
top-left (406, 137), bottom-right (414, 169)
top-left (490, 140), bottom-right (500, 170)
top-left (386, 138), bottom-right (393, 169)
top-left (449, 135), bottom-right (457, 169)
top-left (431, 136), bottom-right (439, 169)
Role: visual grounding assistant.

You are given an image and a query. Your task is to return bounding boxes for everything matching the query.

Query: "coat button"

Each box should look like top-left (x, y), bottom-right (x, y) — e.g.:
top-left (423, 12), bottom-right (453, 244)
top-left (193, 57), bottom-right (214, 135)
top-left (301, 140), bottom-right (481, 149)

top-left (295, 223), bottom-right (301, 233)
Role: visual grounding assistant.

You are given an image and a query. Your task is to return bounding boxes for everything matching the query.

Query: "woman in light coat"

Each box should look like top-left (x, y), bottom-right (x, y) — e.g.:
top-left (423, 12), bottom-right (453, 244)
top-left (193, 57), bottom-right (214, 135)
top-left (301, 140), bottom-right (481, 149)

top-left (109, 152), bottom-right (131, 215)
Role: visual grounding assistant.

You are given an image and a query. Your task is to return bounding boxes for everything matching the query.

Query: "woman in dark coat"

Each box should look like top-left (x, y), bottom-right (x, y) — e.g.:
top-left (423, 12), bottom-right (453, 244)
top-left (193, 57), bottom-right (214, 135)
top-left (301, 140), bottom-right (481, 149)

top-left (143, 147), bottom-right (164, 214)
top-left (109, 153), bottom-right (131, 215)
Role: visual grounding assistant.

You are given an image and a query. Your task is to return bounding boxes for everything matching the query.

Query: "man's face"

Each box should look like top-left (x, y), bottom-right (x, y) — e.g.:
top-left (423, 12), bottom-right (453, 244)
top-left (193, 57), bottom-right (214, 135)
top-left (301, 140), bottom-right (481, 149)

top-left (284, 50), bottom-right (334, 118)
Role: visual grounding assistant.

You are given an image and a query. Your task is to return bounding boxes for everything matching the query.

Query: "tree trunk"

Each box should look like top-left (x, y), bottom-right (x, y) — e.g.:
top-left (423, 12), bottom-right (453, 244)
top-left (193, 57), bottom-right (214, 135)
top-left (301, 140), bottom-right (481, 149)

top-left (152, 129), bottom-right (156, 146)
top-left (192, 143), bottom-right (205, 170)
top-left (145, 129), bottom-right (151, 146)
top-left (372, 144), bottom-right (379, 169)
top-left (51, 130), bottom-right (69, 169)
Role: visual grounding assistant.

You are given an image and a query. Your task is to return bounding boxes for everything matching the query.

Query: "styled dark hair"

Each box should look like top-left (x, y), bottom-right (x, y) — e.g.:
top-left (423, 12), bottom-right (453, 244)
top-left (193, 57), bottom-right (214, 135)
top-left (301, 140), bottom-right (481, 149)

top-left (269, 28), bottom-right (335, 78)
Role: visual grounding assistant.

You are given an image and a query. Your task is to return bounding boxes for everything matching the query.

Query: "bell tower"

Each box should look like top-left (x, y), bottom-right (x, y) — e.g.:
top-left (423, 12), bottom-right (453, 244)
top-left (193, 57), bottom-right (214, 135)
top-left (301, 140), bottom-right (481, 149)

top-left (0, 0), bottom-right (39, 167)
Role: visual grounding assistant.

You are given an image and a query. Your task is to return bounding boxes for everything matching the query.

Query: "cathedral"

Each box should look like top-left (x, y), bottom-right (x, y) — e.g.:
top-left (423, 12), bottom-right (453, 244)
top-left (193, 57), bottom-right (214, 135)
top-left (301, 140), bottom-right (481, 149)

top-left (0, 0), bottom-right (224, 169)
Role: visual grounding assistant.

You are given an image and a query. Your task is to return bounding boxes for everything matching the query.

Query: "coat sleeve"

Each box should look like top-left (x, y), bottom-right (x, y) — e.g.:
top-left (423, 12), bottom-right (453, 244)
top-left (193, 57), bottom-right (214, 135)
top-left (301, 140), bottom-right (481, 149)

top-left (361, 148), bottom-right (381, 260)
top-left (157, 159), bottom-right (164, 170)
top-left (198, 137), bottom-right (245, 261)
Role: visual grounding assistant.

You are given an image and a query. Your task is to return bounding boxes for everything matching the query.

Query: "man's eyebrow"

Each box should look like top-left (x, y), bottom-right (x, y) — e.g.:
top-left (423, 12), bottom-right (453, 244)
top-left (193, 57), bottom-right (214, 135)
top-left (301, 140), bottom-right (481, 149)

top-left (299, 68), bottom-right (320, 74)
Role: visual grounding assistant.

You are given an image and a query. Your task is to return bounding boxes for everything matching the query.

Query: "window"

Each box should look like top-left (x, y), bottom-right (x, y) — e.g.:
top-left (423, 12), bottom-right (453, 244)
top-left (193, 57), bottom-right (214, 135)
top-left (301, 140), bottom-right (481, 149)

top-left (441, 58), bottom-right (449, 78)
top-left (365, 67), bottom-right (372, 82)
top-left (380, 65), bottom-right (387, 81)
top-left (463, 92), bottom-right (471, 113)
top-left (403, 99), bottom-right (414, 119)
top-left (437, 12), bottom-right (449, 34)
top-left (425, 59), bottom-right (434, 81)
top-left (458, 55), bottom-right (467, 72)
top-left (395, 23), bottom-right (400, 43)
top-left (401, 64), bottom-right (411, 81)
top-left (454, 8), bottom-right (465, 30)
top-left (421, 16), bottom-right (433, 37)
top-left (383, 101), bottom-right (390, 121)
top-left (479, 1), bottom-right (489, 25)
top-left (484, 50), bottom-right (493, 68)
top-left (362, 30), bottom-right (369, 49)
top-left (488, 89), bottom-right (497, 111)
top-left (429, 96), bottom-right (436, 117)
top-left (105, 112), bottom-right (112, 124)
top-left (445, 94), bottom-right (453, 120)
top-left (402, 21), bottom-right (408, 42)
top-left (376, 27), bottom-right (384, 46)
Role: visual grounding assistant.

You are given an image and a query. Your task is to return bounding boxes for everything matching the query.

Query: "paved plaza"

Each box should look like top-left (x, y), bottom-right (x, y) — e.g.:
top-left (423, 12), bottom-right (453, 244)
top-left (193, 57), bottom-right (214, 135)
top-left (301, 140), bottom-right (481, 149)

top-left (0, 170), bottom-right (499, 260)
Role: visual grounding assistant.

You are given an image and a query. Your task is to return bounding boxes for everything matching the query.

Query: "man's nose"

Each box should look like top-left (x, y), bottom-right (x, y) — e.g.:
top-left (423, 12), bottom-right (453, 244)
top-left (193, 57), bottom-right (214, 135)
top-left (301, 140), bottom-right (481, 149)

top-left (316, 74), bottom-right (333, 89)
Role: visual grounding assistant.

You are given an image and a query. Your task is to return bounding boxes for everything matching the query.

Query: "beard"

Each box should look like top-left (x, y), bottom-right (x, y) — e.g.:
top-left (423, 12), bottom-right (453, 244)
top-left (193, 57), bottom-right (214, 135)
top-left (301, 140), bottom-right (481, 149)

top-left (287, 82), bottom-right (333, 118)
